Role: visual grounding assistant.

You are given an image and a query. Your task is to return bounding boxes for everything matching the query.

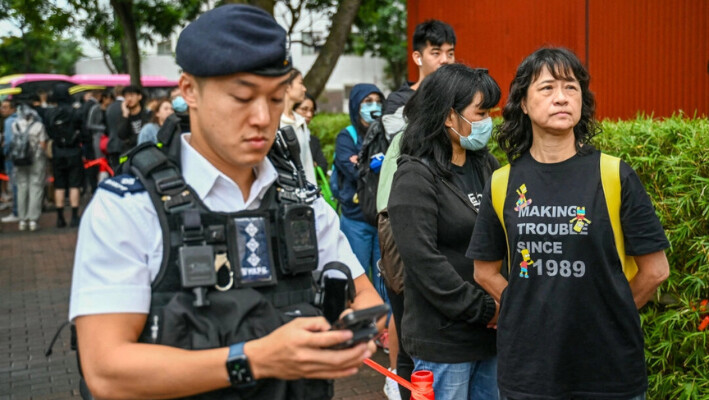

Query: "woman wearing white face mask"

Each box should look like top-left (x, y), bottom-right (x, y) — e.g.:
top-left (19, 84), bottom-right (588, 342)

top-left (387, 64), bottom-right (501, 400)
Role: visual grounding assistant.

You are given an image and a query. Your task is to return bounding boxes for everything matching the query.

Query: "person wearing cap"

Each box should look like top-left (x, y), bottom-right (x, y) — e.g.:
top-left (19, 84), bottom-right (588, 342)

top-left (69, 4), bottom-right (382, 399)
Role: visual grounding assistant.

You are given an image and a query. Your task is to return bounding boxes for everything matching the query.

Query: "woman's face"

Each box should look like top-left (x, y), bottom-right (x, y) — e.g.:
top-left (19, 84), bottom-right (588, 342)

top-left (286, 74), bottom-right (307, 103)
top-left (359, 92), bottom-right (382, 126)
top-left (295, 98), bottom-right (315, 124)
top-left (156, 101), bottom-right (174, 125)
top-left (522, 65), bottom-right (582, 136)
top-left (447, 92), bottom-right (489, 144)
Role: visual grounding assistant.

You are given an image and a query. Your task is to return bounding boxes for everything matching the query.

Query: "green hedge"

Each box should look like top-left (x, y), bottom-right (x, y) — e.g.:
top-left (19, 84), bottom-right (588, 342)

top-left (594, 116), bottom-right (709, 399)
top-left (313, 113), bottom-right (709, 398)
top-left (309, 112), bottom-right (351, 167)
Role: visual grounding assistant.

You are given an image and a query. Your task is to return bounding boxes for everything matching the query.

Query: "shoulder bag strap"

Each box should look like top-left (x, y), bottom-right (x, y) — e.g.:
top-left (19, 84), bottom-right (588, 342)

top-left (491, 164), bottom-right (511, 275)
top-left (600, 153), bottom-right (638, 281)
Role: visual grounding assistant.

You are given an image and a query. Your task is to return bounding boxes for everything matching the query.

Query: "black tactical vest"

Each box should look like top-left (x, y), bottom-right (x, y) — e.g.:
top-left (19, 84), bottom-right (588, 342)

top-left (119, 134), bottom-right (333, 400)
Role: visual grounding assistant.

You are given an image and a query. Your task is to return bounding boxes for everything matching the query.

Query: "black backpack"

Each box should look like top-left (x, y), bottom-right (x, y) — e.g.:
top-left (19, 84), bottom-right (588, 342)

top-left (9, 120), bottom-right (37, 167)
top-left (356, 118), bottom-right (390, 226)
top-left (46, 105), bottom-right (80, 148)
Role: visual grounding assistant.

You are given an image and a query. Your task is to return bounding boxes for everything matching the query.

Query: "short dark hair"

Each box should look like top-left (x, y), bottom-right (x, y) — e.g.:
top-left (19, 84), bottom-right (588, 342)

top-left (123, 85), bottom-right (143, 96)
top-left (412, 20), bottom-right (456, 54)
top-left (496, 47), bottom-right (600, 163)
top-left (293, 92), bottom-right (317, 112)
top-left (401, 63), bottom-right (501, 179)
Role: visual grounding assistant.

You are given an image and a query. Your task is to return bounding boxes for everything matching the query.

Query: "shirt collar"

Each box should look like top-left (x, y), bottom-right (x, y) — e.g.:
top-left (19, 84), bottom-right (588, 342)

top-left (280, 112), bottom-right (305, 128)
top-left (179, 133), bottom-right (278, 210)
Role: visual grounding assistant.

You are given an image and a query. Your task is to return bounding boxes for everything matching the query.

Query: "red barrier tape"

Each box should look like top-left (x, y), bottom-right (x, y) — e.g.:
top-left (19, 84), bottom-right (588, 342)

top-left (363, 358), bottom-right (434, 400)
top-left (83, 158), bottom-right (114, 177)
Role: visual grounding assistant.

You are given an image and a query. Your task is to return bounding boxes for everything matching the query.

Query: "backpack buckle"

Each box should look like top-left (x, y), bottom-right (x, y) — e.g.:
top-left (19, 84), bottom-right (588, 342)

top-left (155, 174), bottom-right (185, 195)
top-left (162, 190), bottom-right (194, 213)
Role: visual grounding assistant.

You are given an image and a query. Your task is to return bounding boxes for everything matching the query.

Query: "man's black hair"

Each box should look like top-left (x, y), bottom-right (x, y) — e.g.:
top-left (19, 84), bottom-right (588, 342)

top-left (412, 19), bottom-right (457, 53)
top-left (123, 85), bottom-right (143, 96)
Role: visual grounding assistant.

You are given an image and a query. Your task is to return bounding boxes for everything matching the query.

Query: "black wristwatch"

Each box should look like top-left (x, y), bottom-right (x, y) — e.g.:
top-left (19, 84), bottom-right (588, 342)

top-left (226, 342), bottom-right (255, 388)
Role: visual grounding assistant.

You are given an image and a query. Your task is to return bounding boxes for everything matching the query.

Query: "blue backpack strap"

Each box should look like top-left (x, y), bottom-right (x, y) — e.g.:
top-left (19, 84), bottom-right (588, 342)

top-left (345, 125), bottom-right (357, 146)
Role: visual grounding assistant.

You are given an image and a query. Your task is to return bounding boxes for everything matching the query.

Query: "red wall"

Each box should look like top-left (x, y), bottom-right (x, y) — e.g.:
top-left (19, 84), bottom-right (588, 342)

top-left (408, 0), bottom-right (709, 120)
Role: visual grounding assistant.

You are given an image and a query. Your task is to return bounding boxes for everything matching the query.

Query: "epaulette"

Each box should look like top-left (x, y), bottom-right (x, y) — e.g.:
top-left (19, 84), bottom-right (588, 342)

top-left (98, 174), bottom-right (146, 197)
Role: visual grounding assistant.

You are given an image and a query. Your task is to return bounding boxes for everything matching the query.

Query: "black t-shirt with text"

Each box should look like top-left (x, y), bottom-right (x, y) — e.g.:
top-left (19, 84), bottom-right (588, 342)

top-left (450, 157), bottom-right (484, 211)
top-left (467, 150), bottom-right (669, 399)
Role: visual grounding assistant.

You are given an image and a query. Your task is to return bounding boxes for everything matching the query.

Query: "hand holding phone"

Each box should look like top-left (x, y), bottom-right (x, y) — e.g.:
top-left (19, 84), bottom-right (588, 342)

top-left (329, 304), bottom-right (389, 350)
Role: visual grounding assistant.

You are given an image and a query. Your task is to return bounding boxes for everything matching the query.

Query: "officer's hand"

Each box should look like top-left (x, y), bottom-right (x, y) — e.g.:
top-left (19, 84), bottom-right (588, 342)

top-left (244, 316), bottom-right (373, 380)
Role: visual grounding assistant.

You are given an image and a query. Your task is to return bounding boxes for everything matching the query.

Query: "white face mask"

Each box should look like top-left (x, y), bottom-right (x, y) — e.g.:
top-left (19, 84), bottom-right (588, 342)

top-left (450, 113), bottom-right (493, 151)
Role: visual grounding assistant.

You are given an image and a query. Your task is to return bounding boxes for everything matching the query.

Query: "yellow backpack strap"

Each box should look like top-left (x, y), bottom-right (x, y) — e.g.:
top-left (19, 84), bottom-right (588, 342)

top-left (600, 153), bottom-right (638, 281)
top-left (491, 164), bottom-right (511, 275)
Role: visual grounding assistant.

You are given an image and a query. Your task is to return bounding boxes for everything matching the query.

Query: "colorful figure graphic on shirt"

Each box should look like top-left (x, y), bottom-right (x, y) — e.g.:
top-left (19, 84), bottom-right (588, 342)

top-left (570, 207), bottom-right (592, 232)
top-left (519, 248), bottom-right (534, 278)
top-left (514, 184), bottom-right (533, 211)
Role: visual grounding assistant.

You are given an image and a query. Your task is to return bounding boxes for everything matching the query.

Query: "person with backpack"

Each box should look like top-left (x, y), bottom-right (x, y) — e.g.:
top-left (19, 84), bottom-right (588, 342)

top-left (45, 82), bottom-right (84, 228)
top-left (1, 99), bottom-right (19, 224)
top-left (11, 104), bottom-right (48, 231)
top-left (333, 83), bottom-right (389, 305)
top-left (469, 47), bottom-right (670, 400)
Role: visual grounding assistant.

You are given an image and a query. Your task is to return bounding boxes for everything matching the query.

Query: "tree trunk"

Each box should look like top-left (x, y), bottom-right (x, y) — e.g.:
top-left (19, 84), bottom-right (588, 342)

top-left (110, 0), bottom-right (141, 87)
top-left (303, 0), bottom-right (362, 99)
top-left (223, 0), bottom-right (276, 15)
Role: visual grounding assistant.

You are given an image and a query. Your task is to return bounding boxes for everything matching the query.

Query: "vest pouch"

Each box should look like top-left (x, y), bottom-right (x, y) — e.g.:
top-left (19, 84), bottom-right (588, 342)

top-left (277, 302), bottom-right (334, 400)
top-left (144, 288), bottom-right (287, 399)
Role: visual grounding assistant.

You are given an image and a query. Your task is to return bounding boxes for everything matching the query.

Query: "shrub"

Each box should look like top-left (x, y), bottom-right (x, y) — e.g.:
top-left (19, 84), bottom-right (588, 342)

top-left (309, 112), bottom-right (351, 167)
top-left (595, 115), bottom-right (709, 399)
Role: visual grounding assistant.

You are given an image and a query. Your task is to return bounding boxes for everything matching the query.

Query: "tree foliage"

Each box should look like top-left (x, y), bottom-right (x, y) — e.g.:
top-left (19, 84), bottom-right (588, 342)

top-left (350, 0), bottom-right (407, 90)
top-left (0, 0), bottom-right (83, 75)
top-left (69, 0), bottom-right (205, 84)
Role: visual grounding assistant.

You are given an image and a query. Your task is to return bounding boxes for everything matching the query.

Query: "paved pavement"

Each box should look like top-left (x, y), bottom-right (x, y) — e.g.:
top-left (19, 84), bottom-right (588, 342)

top-left (0, 208), bottom-right (390, 399)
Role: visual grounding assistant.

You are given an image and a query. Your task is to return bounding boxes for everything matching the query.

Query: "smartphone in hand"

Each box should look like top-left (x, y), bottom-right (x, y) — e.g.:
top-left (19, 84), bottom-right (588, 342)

top-left (329, 304), bottom-right (390, 349)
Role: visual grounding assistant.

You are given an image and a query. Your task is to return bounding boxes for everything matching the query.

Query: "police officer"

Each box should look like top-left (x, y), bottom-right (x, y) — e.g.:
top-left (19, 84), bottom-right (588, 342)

top-left (69, 5), bottom-right (382, 399)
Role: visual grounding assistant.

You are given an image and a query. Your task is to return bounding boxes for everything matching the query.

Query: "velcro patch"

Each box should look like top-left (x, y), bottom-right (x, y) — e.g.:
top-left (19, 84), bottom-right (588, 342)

top-left (99, 174), bottom-right (146, 197)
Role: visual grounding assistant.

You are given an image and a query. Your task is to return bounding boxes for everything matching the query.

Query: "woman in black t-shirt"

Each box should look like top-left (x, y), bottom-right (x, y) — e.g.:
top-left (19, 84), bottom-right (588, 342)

top-left (469, 47), bottom-right (670, 400)
top-left (388, 63), bottom-right (501, 400)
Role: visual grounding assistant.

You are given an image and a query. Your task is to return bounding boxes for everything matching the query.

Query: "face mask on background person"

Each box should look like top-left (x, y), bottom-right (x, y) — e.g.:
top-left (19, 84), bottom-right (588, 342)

top-left (360, 102), bottom-right (382, 124)
top-left (172, 96), bottom-right (188, 113)
top-left (450, 113), bottom-right (493, 151)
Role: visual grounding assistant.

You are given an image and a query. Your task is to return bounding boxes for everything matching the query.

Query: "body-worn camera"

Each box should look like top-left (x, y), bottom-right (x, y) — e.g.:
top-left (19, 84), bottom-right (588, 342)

top-left (278, 204), bottom-right (318, 275)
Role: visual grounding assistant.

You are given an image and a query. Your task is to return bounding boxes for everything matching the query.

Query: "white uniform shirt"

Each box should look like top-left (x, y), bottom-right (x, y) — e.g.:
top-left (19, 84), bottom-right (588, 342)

top-left (69, 134), bottom-right (364, 321)
top-left (279, 112), bottom-right (317, 184)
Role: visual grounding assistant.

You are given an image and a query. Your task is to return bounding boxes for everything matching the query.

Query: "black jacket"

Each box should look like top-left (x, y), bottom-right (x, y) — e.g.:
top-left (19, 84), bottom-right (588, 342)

top-left (382, 81), bottom-right (414, 116)
top-left (388, 153), bottom-right (499, 363)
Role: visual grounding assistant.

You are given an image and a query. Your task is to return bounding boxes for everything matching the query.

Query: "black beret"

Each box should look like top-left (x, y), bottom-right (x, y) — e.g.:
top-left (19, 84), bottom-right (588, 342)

top-left (176, 4), bottom-right (292, 77)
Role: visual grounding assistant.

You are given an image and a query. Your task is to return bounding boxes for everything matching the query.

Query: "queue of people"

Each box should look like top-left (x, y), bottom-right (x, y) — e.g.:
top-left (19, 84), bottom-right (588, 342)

top-left (0, 4), bottom-right (671, 400)
top-left (0, 80), bottom-right (185, 231)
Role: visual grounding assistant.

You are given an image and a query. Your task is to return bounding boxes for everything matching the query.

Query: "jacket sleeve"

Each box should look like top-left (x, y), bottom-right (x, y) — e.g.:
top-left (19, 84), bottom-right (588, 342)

top-left (334, 129), bottom-right (359, 182)
top-left (86, 104), bottom-right (106, 134)
top-left (388, 161), bottom-right (496, 325)
top-left (116, 115), bottom-right (131, 141)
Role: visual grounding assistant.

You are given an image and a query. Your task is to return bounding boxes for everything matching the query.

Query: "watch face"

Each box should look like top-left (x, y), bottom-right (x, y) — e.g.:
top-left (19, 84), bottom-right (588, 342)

top-left (228, 356), bottom-right (254, 386)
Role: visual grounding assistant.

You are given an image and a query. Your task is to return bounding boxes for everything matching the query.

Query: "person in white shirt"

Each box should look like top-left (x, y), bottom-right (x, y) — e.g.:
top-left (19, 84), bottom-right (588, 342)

top-left (69, 4), bottom-right (382, 399)
top-left (280, 68), bottom-right (317, 184)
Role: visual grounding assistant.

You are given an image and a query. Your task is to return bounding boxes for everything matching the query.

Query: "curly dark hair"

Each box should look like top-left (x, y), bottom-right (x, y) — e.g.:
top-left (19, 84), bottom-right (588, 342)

top-left (401, 63), bottom-right (501, 179)
top-left (496, 47), bottom-right (601, 163)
